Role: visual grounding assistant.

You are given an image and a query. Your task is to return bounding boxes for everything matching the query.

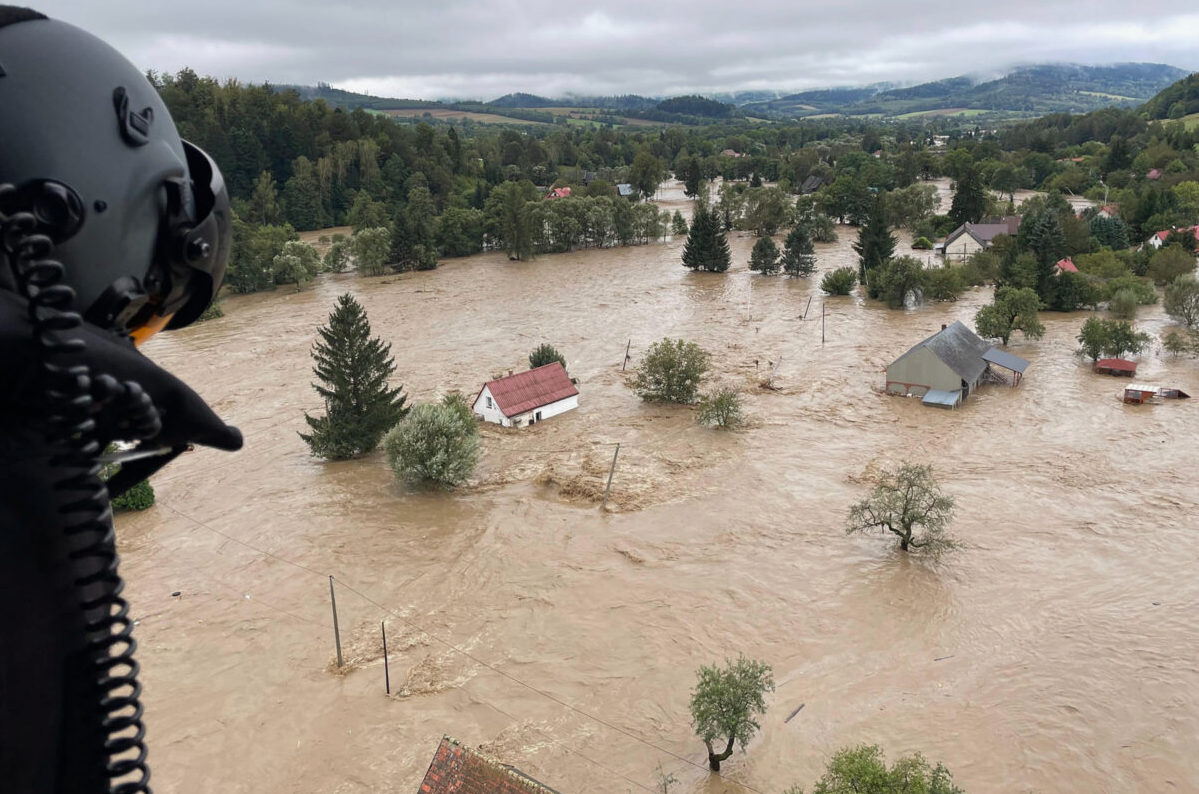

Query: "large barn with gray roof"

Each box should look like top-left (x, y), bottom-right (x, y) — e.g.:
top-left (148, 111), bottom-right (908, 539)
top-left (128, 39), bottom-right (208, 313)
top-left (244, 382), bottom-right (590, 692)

top-left (885, 321), bottom-right (1029, 408)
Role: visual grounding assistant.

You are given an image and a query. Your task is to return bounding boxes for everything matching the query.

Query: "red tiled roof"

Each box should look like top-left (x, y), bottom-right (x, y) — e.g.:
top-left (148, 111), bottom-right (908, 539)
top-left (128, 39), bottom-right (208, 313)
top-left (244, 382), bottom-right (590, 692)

top-left (1154, 226), bottom-right (1199, 242)
top-left (1097, 358), bottom-right (1137, 372)
top-left (481, 363), bottom-right (577, 418)
top-left (1147, 169), bottom-right (1162, 180)
top-left (1055, 258), bottom-right (1078, 273)
top-left (418, 737), bottom-right (562, 794)
top-left (545, 187), bottom-right (571, 199)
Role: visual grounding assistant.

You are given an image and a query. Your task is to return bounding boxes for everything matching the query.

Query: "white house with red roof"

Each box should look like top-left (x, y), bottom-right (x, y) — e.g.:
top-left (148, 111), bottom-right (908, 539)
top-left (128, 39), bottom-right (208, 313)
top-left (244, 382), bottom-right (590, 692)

top-left (473, 362), bottom-right (579, 427)
top-left (1054, 257), bottom-right (1078, 274)
top-left (545, 186), bottom-right (572, 199)
top-left (1146, 226), bottom-right (1199, 250)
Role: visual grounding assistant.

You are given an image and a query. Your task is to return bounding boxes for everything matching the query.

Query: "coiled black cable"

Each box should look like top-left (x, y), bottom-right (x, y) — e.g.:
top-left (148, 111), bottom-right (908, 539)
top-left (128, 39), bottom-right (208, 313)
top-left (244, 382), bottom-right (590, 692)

top-left (1, 185), bottom-right (157, 793)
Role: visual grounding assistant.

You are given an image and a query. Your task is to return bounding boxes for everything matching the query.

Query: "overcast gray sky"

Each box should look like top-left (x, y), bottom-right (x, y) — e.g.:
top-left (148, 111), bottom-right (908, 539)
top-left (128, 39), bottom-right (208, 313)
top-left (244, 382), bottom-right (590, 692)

top-left (42, 1), bottom-right (1199, 100)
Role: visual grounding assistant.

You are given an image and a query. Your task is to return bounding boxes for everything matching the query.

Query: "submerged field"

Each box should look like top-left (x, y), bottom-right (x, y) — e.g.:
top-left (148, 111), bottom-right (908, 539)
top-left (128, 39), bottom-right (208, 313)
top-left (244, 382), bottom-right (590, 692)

top-left (121, 182), bottom-right (1199, 794)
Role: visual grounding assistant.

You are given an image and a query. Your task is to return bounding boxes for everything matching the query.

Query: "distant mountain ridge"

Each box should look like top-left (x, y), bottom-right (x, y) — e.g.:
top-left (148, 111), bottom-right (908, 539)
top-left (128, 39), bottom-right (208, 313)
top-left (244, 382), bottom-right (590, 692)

top-left (282, 62), bottom-right (1190, 125)
top-left (744, 63), bottom-right (1189, 119)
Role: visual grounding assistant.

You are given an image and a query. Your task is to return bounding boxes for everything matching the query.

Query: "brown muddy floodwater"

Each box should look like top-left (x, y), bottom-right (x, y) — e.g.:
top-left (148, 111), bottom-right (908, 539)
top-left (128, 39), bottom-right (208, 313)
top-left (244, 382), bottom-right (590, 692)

top-left (120, 180), bottom-right (1198, 794)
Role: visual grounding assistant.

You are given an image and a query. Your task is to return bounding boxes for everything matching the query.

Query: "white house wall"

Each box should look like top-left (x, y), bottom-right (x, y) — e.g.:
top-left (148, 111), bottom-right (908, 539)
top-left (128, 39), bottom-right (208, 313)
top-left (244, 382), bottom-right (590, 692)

top-left (473, 390), bottom-right (579, 427)
top-left (472, 386), bottom-right (513, 426)
top-left (943, 235), bottom-right (983, 261)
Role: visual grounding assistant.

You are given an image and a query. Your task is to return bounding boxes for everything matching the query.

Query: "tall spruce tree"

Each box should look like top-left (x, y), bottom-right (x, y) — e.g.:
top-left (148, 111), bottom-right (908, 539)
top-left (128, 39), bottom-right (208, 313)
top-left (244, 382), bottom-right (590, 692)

top-left (749, 236), bottom-right (780, 274)
top-left (1026, 211), bottom-right (1068, 303)
top-left (300, 294), bottom-right (409, 460)
top-left (852, 196), bottom-right (896, 282)
top-left (780, 225), bottom-right (817, 277)
top-left (948, 165), bottom-right (989, 226)
top-left (682, 201), bottom-right (731, 273)
top-left (683, 156), bottom-right (703, 199)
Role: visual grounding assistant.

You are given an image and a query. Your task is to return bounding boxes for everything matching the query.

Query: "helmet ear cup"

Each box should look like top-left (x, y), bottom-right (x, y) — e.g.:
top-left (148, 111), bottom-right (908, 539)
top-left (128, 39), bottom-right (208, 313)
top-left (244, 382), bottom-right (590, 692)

top-left (164, 141), bottom-right (231, 330)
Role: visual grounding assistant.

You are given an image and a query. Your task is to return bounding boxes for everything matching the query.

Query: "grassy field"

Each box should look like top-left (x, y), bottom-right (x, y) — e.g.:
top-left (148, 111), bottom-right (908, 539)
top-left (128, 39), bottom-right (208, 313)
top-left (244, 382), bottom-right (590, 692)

top-left (1079, 90), bottom-right (1138, 101)
top-left (381, 108), bottom-right (549, 125)
top-left (894, 107), bottom-right (990, 119)
top-left (1180, 112), bottom-right (1199, 131)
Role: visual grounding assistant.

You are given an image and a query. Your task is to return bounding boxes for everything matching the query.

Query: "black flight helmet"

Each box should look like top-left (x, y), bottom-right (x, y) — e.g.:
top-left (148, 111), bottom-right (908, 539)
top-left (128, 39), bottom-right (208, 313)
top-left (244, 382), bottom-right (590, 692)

top-left (0, 6), bottom-right (231, 343)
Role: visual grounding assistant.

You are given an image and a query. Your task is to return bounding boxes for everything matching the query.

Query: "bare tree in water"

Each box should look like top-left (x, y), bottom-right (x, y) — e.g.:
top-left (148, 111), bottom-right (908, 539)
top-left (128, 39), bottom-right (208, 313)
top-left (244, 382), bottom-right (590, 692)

top-left (846, 463), bottom-right (958, 556)
top-left (689, 655), bottom-right (774, 772)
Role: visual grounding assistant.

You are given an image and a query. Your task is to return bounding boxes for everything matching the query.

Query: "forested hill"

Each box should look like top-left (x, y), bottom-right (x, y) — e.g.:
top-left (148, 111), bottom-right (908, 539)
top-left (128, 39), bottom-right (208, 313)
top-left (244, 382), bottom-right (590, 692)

top-left (743, 63), bottom-right (1189, 119)
top-left (1141, 72), bottom-right (1199, 120)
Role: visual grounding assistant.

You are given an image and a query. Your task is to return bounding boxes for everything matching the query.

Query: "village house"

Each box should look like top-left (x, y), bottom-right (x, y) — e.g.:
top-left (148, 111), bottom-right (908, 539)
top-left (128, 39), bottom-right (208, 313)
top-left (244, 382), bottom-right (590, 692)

top-left (1097, 205), bottom-right (1119, 219)
top-left (1095, 358), bottom-right (1138, 377)
top-left (1145, 226), bottom-right (1199, 250)
top-left (720, 148), bottom-right (746, 157)
top-left (935, 216), bottom-right (1021, 260)
top-left (544, 186), bottom-right (571, 200)
top-left (885, 321), bottom-right (1029, 408)
top-left (800, 174), bottom-right (829, 194)
top-left (615, 183), bottom-right (636, 201)
top-left (1054, 257), bottom-right (1078, 274)
top-left (472, 362), bottom-right (578, 427)
top-left (417, 737), bottom-right (563, 794)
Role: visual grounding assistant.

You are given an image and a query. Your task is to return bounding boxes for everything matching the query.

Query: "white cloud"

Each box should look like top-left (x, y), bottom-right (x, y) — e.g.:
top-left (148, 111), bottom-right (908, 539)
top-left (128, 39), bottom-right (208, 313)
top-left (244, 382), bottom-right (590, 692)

top-left (41, 1), bottom-right (1199, 99)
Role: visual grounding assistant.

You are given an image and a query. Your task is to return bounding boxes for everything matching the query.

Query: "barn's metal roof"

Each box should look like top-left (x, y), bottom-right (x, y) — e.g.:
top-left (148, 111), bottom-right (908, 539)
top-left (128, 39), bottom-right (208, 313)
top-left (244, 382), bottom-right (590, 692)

top-left (893, 321), bottom-right (990, 383)
top-left (982, 347), bottom-right (1030, 374)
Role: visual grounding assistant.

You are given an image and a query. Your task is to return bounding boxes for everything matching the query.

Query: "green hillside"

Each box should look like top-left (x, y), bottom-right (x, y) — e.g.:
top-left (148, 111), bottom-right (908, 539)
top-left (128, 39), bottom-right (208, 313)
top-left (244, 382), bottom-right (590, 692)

top-left (1141, 71), bottom-right (1199, 119)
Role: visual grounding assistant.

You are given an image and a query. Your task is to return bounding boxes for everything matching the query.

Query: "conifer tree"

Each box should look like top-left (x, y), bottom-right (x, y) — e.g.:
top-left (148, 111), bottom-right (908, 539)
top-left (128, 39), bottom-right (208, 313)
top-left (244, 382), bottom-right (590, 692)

top-left (780, 225), bottom-right (817, 277)
top-left (300, 294), bottom-right (408, 460)
top-left (682, 201), bottom-right (731, 273)
top-left (683, 156), bottom-right (703, 199)
top-left (948, 165), bottom-right (989, 226)
top-left (852, 196), bottom-right (896, 282)
top-left (749, 236), bottom-right (780, 274)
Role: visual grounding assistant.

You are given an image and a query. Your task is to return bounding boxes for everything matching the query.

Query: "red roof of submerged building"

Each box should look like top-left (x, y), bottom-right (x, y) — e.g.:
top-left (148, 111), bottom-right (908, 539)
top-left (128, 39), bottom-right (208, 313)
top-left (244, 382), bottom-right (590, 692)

top-left (478, 362), bottom-right (578, 418)
top-left (418, 736), bottom-right (563, 794)
top-left (1096, 358), bottom-right (1138, 373)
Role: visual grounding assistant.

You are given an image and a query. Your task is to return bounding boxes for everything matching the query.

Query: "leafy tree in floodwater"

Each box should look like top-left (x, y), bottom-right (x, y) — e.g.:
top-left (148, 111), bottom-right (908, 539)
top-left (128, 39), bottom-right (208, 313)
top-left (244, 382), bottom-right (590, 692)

top-left (300, 294), bottom-right (409, 460)
top-left (689, 655), bottom-right (774, 771)
top-left (846, 463), bottom-right (958, 556)
top-left (785, 744), bottom-right (964, 794)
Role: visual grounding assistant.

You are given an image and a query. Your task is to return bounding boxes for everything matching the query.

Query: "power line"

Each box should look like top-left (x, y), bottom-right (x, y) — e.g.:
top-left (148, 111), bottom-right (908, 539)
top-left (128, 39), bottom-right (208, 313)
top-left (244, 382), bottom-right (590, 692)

top-left (154, 500), bottom-right (771, 794)
top-left (333, 580), bottom-right (772, 794)
top-left (157, 501), bottom-right (328, 579)
top-left (458, 685), bottom-right (660, 794)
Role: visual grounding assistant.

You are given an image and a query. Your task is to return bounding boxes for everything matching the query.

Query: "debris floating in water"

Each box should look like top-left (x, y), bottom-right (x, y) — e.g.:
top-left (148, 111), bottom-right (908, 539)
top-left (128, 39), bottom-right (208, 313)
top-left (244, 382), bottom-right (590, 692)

top-left (785, 703), bottom-right (806, 723)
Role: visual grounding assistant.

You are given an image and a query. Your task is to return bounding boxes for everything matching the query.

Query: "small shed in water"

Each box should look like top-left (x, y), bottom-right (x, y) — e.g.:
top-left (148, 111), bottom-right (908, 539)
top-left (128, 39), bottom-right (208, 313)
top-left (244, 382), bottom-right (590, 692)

top-left (473, 362), bottom-right (578, 427)
top-left (1095, 358), bottom-right (1137, 377)
top-left (1124, 384), bottom-right (1191, 404)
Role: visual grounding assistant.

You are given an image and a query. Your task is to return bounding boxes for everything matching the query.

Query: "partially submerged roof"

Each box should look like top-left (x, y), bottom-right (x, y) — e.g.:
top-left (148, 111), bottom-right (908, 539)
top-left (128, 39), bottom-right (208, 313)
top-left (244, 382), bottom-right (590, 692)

top-left (922, 389), bottom-right (961, 408)
top-left (982, 347), bottom-right (1030, 374)
top-left (481, 363), bottom-right (578, 418)
top-left (1096, 358), bottom-right (1137, 372)
top-left (893, 321), bottom-right (991, 383)
top-left (418, 736), bottom-right (563, 794)
top-left (1126, 383), bottom-right (1158, 393)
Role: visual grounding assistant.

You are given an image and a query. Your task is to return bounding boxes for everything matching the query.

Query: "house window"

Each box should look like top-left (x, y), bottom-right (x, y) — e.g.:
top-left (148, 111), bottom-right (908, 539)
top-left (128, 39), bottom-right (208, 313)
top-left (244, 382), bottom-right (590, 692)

top-left (535, 411), bottom-right (542, 421)
top-left (486, 396), bottom-right (492, 408)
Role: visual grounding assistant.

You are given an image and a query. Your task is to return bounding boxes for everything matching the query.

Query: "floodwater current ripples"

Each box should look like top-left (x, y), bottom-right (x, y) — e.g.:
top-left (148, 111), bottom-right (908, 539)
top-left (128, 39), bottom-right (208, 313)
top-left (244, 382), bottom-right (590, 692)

top-left (119, 180), bottom-right (1199, 794)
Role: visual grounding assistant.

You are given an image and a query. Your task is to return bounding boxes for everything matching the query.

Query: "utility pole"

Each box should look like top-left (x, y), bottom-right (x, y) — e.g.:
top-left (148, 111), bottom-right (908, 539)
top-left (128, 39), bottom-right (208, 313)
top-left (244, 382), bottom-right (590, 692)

top-left (601, 443), bottom-right (621, 510)
top-left (329, 576), bottom-right (342, 669)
